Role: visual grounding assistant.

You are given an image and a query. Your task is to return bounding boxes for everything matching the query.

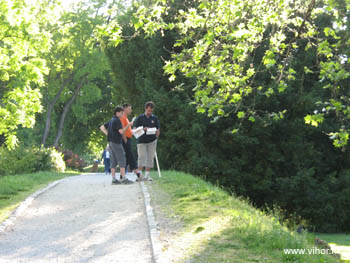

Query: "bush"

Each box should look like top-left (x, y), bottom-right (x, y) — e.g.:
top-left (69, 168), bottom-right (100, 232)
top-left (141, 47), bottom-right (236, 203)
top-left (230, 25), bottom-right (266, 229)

top-left (0, 146), bottom-right (65, 176)
top-left (61, 149), bottom-right (86, 171)
top-left (105, 19), bottom-right (350, 232)
top-left (41, 147), bottom-right (66, 172)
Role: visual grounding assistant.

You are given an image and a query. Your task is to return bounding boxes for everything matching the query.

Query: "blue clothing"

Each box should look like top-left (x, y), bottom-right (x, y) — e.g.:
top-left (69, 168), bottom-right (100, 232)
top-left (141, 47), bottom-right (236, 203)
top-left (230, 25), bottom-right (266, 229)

top-left (101, 150), bottom-right (111, 173)
top-left (104, 158), bottom-right (110, 174)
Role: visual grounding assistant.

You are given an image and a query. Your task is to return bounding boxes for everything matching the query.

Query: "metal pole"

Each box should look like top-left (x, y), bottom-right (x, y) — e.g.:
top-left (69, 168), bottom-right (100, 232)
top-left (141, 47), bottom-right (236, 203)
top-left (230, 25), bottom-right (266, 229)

top-left (155, 151), bottom-right (162, 177)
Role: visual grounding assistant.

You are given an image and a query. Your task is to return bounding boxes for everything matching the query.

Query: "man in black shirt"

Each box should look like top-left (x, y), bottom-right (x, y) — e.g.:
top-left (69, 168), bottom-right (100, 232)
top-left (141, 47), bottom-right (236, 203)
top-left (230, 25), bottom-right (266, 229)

top-left (134, 101), bottom-right (160, 181)
top-left (100, 106), bottom-right (134, 184)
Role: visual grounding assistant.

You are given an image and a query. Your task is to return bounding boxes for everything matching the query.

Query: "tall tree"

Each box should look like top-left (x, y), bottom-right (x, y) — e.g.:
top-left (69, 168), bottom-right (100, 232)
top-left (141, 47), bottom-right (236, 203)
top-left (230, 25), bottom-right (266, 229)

top-left (40, 0), bottom-right (110, 147)
top-left (101, 0), bottom-right (350, 232)
top-left (0, 0), bottom-right (56, 148)
top-left (106, 0), bottom-right (350, 147)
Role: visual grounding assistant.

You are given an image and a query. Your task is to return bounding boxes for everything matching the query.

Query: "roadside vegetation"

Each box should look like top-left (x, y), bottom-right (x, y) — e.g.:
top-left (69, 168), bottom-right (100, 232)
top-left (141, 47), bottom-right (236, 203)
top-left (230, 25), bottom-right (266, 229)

top-left (1, 0), bottom-right (350, 261)
top-left (82, 164), bottom-right (105, 173)
top-left (149, 171), bottom-right (342, 263)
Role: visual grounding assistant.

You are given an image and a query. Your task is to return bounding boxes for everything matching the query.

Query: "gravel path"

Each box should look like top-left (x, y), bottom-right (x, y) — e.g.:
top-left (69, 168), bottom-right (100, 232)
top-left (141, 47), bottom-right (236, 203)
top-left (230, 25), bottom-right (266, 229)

top-left (0, 173), bottom-right (153, 263)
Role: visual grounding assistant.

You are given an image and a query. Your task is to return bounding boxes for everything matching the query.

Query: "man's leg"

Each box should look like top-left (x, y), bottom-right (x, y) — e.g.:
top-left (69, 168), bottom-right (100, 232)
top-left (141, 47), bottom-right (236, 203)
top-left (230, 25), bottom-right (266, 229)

top-left (111, 167), bottom-right (116, 179)
top-left (145, 140), bottom-right (157, 180)
top-left (125, 138), bottom-right (140, 177)
top-left (106, 159), bottom-right (111, 174)
top-left (120, 167), bottom-right (126, 177)
top-left (115, 144), bottom-right (126, 178)
top-left (109, 143), bottom-right (121, 184)
top-left (137, 143), bottom-right (148, 180)
top-left (104, 159), bottom-right (108, 174)
top-left (114, 143), bottom-right (133, 184)
top-left (122, 140), bottom-right (129, 174)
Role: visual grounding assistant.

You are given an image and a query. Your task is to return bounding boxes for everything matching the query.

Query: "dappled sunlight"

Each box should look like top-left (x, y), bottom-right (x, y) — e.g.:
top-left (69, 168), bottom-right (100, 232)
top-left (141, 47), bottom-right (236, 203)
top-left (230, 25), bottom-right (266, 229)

top-left (316, 234), bottom-right (350, 261)
top-left (153, 172), bottom-right (339, 263)
top-left (51, 209), bottom-right (149, 261)
top-left (0, 203), bottom-right (20, 223)
top-left (329, 244), bottom-right (350, 261)
top-left (21, 204), bottom-right (66, 219)
top-left (0, 175), bottom-right (152, 263)
top-left (61, 209), bottom-right (144, 246)
top-left (159, 215), bottom-right (233, 263)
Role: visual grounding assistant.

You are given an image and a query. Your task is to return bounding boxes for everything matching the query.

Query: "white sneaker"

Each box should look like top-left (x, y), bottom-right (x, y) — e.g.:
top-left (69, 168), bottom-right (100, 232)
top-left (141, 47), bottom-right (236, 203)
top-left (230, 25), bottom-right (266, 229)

top-left (145, 176), bottom-right (153, 181)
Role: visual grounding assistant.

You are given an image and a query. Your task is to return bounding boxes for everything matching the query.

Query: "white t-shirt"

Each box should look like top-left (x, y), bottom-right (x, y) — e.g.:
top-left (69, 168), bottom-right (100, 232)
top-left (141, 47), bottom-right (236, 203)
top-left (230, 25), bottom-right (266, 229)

top-left (106, 151), bottom-right (110, 159)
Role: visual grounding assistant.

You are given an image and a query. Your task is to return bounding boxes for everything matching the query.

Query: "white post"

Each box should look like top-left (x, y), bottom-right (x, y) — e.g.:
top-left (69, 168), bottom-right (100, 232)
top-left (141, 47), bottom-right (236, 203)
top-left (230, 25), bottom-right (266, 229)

top-left (155, 151), bottom-right (162, 177)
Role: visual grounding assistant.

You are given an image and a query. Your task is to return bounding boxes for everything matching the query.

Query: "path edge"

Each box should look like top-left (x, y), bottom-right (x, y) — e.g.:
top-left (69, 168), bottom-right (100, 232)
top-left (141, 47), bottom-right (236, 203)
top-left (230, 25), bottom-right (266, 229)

top-left (0, 176), bottom-right (70, 234)
top-left (141, 181), bottom-right (163, 263)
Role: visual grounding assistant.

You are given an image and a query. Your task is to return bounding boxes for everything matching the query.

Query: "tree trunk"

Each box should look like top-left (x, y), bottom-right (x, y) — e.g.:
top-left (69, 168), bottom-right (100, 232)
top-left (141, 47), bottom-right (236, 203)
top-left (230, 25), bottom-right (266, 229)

top-left (53, 78), bottom-right (85, 147)
top-left (41, 104), bottom-right (54, 146)
top-left (41, 75), bottom-right (73, 146)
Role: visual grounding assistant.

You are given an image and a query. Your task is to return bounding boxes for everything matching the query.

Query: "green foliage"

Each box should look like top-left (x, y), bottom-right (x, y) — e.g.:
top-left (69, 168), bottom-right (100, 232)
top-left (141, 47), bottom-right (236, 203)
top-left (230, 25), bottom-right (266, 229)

top-left (39, 1), bottom-right (112, 148)
top-left (0, 146), bottom-right (65, 176)
top-left (150, 171), bottom-right (338, 263)
top-left (103, 2), bottom-right (350, 232)
top-left (104, 0), bottom-right (350, 148)
top-left (45, 148), bottom-right (66, 172)
top-left (0, 0), bottom-right (56, 148)
top-left (0, 0), bottom-right (115, 154)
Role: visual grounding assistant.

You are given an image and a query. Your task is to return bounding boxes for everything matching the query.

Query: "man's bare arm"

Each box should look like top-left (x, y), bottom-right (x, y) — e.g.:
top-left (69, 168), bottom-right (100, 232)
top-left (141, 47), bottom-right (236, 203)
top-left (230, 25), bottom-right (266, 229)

top-left (119, 122), bottom-right (133, 135)
top-left (100, 125), bottom-right (108, 136)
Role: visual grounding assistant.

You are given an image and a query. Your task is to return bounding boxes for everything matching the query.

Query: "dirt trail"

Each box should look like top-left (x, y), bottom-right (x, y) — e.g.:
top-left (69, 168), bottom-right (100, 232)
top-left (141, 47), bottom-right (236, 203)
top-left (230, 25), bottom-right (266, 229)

top-left (0, 173), bottom-right (153, 263)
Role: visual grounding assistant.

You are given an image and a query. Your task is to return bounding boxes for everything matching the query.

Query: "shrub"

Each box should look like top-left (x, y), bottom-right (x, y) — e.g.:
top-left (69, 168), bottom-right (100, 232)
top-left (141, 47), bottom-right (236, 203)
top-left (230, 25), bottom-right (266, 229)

top-left (0, 146), bottom-right (65, 176)
top-left (41, 147), bottom-right (66, 172)
top-left (105, 19), bottom-right (350, 232)
top-left (61, 149), bottom-right (86, 171)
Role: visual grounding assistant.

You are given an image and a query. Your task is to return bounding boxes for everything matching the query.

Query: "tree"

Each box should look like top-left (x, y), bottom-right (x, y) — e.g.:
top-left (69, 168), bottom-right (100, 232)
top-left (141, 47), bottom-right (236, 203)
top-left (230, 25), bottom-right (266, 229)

top-left (0, 0), bottom-right (55, 148)
top-left (101, 0), bottom-right (350, 232)
top-left (107, 0), bottom-right (350, 147)
top-left (39, 0), bottom-right (110, 147)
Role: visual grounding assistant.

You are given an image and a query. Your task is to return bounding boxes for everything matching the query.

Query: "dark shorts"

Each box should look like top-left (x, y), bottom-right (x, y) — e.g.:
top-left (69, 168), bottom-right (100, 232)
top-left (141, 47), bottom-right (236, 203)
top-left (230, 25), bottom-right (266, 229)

top-left (109, 142), bottom-right (126, 168)
top-left (122, 138), bottom-right (137, 171)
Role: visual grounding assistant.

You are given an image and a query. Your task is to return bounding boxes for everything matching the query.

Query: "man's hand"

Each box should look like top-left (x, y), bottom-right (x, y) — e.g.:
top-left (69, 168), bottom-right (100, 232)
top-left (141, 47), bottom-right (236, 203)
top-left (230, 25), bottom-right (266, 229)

top-left (119, 122), bottom-right (132, 135)
top-left (122, 135), bottom-right (127, 143)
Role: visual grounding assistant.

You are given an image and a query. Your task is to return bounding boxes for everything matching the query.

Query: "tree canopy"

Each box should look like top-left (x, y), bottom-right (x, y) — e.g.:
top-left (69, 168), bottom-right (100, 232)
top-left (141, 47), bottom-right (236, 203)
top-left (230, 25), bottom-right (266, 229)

top-left (1, 0), bottom-right (350, 231)
top-left (0, 0), bottom-right (115, 152)
top-left (97, 0), bottom-right (350, 232)
top-left (104, 0), bottom-right (350, 148)
top-left (0, 0), bottom-right (56, 148)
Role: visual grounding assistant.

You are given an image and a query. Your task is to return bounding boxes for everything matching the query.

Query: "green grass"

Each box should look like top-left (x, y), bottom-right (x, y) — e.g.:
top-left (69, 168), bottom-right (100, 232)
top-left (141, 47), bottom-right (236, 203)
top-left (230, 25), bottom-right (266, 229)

top-left (0, 171), bottom-right (76, 223)
top-left (82, 164), bottom-right (105, 173)
top-left (315, 233), bottom-right (350, 262)
top-left (149, 171), bottom-right (341, 263)
top-left (316, 234), bottom-right (350, 247)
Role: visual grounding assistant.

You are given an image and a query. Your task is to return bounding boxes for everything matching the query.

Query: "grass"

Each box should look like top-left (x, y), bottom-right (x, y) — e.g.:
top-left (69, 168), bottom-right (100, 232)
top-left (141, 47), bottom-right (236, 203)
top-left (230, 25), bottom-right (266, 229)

top-left (0, 171), bottom-right (76, 223)
top-left (148, 170), bottom-right (341, 263)
top-left (316, 233), bottom-right (350, 261)
top-left (82, 164), bottom-right (105, 173)
top-left (316, 234), bottom-right (350, 247)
